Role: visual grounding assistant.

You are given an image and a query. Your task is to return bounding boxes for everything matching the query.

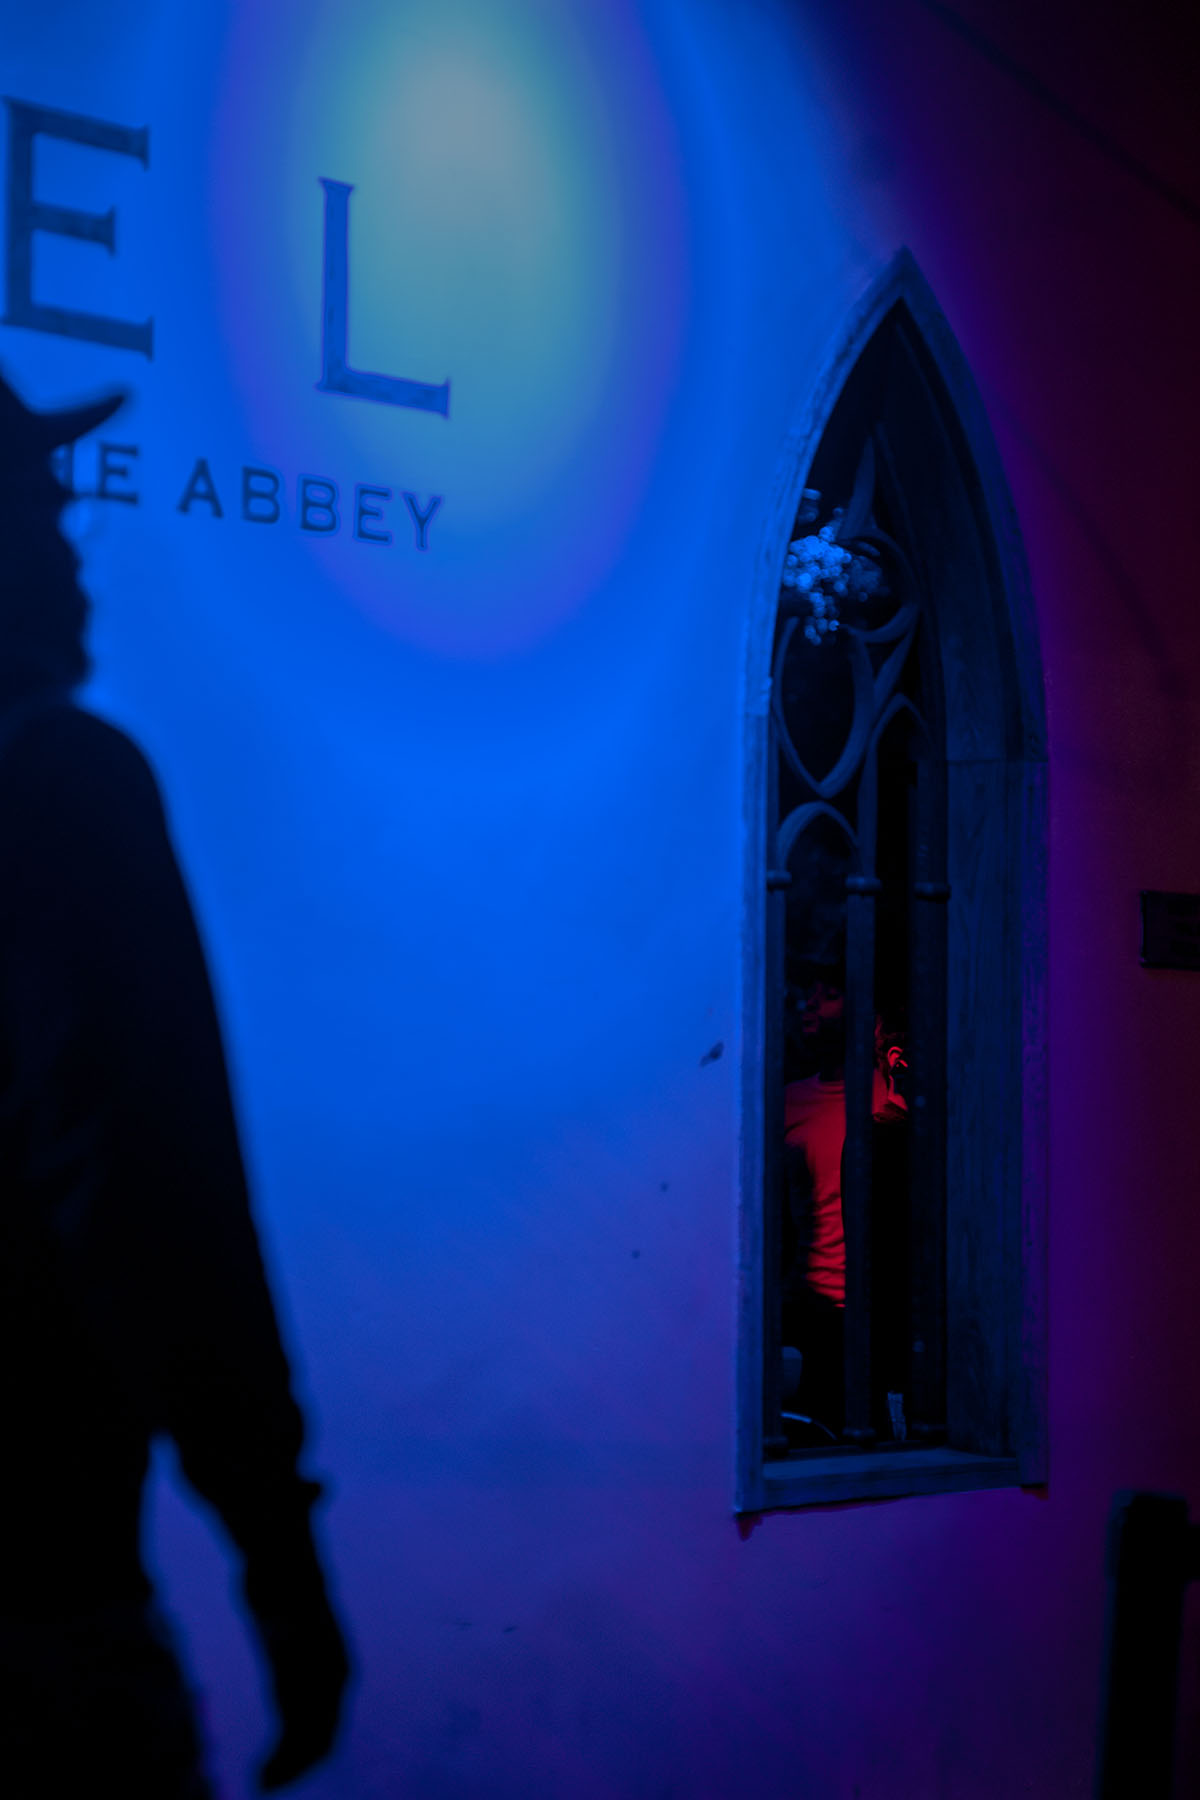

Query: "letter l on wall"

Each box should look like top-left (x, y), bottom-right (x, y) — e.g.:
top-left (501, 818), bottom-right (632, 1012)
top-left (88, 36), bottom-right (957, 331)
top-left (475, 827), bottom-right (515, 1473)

top-left (316, 178), bottom-right (450, 417)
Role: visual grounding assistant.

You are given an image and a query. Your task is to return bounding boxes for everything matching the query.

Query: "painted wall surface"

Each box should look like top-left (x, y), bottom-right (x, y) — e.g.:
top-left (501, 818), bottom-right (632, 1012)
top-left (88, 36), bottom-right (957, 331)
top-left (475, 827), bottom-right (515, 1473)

top-left (2, 2), bottom-right (1197, 1795)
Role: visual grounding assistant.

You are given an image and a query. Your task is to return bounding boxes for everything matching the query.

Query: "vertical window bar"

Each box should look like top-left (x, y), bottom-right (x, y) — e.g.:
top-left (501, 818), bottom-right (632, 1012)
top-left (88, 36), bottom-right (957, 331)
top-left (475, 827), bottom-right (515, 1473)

top-left (843, 873), bottom-right (879, 1444)
top-left (909, 748), bottom-right (949, 1438)
top-left (762, 730), bottom-right (789, 1459)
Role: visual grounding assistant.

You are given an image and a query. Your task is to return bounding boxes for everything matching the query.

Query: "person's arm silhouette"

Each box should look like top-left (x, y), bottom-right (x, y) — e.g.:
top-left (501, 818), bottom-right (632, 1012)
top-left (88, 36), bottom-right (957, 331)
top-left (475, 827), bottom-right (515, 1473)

top-left (4, 702), bottom-right (351, 1789)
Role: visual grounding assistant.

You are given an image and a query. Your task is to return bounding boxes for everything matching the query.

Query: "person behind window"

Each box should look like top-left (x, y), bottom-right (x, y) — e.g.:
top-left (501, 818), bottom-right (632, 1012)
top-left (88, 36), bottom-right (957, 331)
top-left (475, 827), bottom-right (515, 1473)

top-left (781, 966), bottom-right (849, 1434)
top-left (781, 977), bottom-right (908, 1439)
top-left (0, 369), bottom-right (350, 1797)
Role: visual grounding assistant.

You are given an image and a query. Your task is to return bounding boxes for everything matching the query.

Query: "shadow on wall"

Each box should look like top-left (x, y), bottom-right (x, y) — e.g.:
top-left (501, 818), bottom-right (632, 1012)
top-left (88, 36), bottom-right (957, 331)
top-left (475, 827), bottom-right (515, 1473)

top-left (0, 369), bottom-right (349, 1794)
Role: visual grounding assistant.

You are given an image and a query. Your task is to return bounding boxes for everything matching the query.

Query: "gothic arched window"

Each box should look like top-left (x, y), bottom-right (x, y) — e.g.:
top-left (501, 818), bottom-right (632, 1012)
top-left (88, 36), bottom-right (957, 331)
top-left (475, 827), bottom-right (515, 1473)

top-left (737, 254), bottom-right (1047, 1510)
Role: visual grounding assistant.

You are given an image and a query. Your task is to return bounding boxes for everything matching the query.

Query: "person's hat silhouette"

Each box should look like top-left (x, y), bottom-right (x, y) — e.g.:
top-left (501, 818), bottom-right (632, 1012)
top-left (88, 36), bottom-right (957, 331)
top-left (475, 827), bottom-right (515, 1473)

top-left (0, 367), bottom-right (126, 463)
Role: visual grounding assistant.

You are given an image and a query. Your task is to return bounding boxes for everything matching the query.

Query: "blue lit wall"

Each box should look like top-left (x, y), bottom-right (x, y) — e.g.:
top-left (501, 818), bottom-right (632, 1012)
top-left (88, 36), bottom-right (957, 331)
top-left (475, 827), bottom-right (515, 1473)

top-left (4, 2), bottom-right (1197, 1796)
top-left (1, 8), bottom-right (852, 1792)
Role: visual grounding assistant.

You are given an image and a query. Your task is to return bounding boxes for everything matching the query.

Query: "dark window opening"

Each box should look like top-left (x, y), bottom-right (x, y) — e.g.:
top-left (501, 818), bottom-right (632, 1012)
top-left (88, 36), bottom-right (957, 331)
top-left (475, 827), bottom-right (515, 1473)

top-left (765, 409), bottom-right (946, 1458)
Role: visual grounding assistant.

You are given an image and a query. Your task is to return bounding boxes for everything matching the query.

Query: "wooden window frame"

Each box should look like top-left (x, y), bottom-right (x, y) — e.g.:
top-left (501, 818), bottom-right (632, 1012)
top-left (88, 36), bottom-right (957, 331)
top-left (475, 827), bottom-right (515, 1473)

top-left (735, 252), bottom-right (1048, 1513)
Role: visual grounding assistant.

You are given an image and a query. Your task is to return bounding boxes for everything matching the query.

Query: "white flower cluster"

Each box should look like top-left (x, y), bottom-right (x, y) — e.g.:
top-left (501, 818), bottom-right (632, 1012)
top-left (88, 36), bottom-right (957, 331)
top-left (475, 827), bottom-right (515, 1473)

top-left (781, 504), bottom-right (886, 645)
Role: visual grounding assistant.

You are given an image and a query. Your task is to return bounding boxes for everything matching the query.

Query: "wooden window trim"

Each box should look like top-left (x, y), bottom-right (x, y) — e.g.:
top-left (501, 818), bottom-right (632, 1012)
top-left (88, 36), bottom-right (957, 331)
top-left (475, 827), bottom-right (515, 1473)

top-left (735, 252), bottom-right (1048, 1515)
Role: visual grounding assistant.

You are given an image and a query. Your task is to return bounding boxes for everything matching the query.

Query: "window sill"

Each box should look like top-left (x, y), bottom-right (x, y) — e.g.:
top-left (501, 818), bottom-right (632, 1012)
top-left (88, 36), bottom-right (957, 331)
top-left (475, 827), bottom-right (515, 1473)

top-left (758, 1444), bottom-right (1020, 1509)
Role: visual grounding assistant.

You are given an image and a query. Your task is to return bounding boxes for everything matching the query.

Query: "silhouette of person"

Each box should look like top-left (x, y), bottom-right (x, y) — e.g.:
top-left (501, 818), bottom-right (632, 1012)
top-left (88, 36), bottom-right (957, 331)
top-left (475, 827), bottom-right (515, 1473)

top-left (781, 971), bottom-right (907, 1439)
top-left (781, 967), bottom-right (850, 1433)
top-left (0, 369), bottom-right (350, 1796)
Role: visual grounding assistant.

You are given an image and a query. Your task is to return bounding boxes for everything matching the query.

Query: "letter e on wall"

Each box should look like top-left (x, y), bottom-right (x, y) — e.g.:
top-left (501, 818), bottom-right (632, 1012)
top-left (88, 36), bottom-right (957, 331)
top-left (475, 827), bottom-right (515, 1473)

top-left (3, 97), bottom-right (153, 357)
